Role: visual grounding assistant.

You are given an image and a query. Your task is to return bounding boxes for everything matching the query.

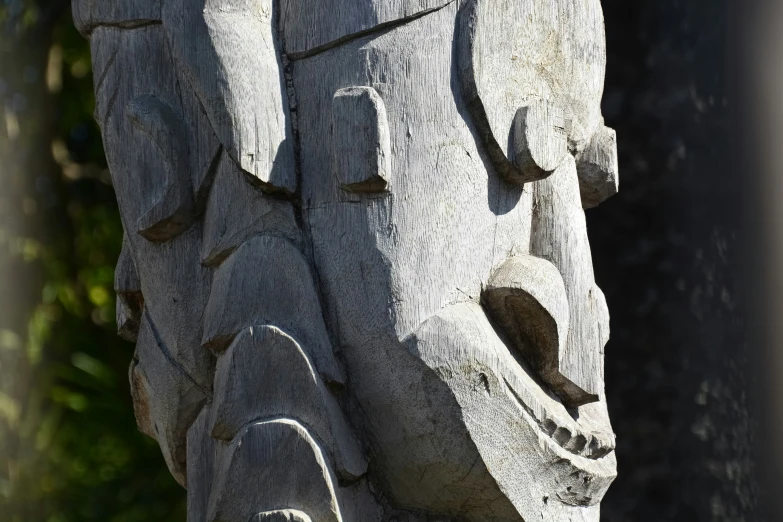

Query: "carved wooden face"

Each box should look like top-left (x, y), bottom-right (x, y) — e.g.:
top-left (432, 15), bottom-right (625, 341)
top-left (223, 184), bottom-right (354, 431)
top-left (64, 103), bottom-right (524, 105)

top-left (293, 0), bottom-right (618, 518)
top-left (81, 0), bottom-right (619, 519)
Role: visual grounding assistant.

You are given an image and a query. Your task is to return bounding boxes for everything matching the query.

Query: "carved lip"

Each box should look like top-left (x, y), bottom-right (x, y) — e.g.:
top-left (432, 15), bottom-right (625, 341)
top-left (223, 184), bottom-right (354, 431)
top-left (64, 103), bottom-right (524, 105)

top-left (501, 375), bottom-right (615, 461)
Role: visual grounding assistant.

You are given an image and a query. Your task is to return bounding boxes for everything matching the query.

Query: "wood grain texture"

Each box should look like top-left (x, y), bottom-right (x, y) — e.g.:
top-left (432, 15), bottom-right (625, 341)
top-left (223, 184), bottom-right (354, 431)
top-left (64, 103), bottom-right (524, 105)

top-left (484, 254), bottom-right (597, 405)
top-left (510, 100), bottom-right (569, 182)
top-left (458, 0), bottom-right (607, 184)
top-left (162, 0), bottom-right (297, 193)
top-left (207, 419), bottom-right (342, 522)
top-left (209, 326), bottom-right (367, 481)
top-left (202, 235), bottom-right (345, 385)
top-left (82, 0), bottom-right (621, 519)
top-left (115, 235), bottom-right (143, 342)
top-left (201, 152), bottom-right (300, 267)
top-left (331, 87), bottom-right (391, 193)
top-left (531, 156), bottom-right (608, 400)
top-left (292, 3), bottom-right (615, 518)
top-left (131, 311), bottom-right (210, 486)
top-left (72, 0), bottom-right (161, 36)
top-left (125, 94), bottom-right (194, 241)
top-left (577, 123), bottom-right (620, 208)
top-left (409, 302), bottom-right (615, 519)
top-left (250, 511), bottom-right (311, 522)
top-left (186, 407), bottom-right (215, 522)
top-left (280, 0), bottom-right (453, 58)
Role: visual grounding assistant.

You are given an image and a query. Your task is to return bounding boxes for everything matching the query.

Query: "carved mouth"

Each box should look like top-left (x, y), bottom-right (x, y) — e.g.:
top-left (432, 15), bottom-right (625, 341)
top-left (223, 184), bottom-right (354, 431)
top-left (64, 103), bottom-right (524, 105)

top-left (502, 377), bottom-right (615, 460)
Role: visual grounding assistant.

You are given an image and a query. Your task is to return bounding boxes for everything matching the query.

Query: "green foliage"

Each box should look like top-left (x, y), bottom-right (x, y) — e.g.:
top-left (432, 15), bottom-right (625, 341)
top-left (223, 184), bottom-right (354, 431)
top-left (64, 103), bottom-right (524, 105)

top-left (0, 3), bottom-right (185, 521)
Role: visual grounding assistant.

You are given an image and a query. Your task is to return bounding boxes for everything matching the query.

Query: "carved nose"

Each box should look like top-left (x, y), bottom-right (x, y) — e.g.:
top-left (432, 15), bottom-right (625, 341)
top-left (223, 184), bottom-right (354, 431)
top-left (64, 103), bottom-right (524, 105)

top-left (483, 254), bottom-right (599, 407)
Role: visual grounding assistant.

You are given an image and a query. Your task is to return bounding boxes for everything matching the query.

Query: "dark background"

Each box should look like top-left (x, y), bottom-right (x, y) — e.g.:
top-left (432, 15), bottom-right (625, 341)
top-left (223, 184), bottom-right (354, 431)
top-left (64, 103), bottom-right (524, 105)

top-left (596, 1), bottom-right (756, 520)
top-left (0, 1), bottom-right (757, 520)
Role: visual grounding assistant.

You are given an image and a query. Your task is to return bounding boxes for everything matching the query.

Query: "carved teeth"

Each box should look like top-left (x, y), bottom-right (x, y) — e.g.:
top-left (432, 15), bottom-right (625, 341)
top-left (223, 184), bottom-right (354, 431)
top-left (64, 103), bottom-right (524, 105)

top-left (540, 414), bottom-right (615, 459)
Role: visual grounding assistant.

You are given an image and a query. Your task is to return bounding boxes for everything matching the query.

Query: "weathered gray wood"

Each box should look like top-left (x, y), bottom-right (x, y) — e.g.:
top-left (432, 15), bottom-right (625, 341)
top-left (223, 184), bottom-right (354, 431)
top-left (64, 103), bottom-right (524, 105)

top-left (72, 0), bottom-right (160, 36)
top-left (126, 94), bottom-right (194, 241)
top-left (115, 235), bottom-right (142, 342)
top-left (202, 235), bottom-right (344, 385)
top-left (280, 0), bottom-right (454, 58)
top-left (207, 419), bottom-right (342, 522)
top-left (250, 511), bottom-right (311, 522)
top-left (187, 406), bottom-right (216, 522)
top-left (201, 153), bottom-right (299, 267)
top-left (162, 0), bottom-right (297, 194)
top-left (577, 123), bottom-right (620, 209)
top-left (531, 156), bottom-right (608, 400)
top-left (131, 311), bottom-right (210, 486)
top-left (458, 0), bottom-right (607, 185)
top-left (484, 254), bottom-right (599, 405)
top-left (331, 87), bottom-right (391, 193)
top-left (81, 0), bottom-right (621, 519)
top-left (209, 326), bottom-right (367, 480)
top-left (510, 100), bottom-right (569, 182)
top-left (409, 302), bottom-right (615, 519)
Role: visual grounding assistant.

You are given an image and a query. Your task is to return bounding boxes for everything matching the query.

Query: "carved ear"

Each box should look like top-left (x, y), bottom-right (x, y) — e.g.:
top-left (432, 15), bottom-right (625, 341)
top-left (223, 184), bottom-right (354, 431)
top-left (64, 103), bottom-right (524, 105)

top-left (125, 94), bottom-right (194, 242)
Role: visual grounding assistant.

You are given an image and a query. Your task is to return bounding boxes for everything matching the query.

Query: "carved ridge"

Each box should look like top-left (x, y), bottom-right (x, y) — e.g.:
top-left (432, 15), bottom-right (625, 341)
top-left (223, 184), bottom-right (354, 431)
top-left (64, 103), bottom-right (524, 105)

top-left (284, 1), bottom-right (457, 60)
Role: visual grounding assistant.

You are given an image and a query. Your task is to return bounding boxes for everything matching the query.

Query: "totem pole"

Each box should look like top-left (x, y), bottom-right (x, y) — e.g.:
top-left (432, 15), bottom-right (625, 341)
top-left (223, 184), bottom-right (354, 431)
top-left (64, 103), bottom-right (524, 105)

top-left (74, 0), bottom-right (619, 520)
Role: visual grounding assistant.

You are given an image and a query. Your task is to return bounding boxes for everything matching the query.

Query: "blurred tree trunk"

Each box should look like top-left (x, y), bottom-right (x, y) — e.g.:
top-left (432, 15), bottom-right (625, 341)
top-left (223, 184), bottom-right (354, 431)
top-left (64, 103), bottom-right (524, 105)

top-left (1, 1), bottom-right (75, 518)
